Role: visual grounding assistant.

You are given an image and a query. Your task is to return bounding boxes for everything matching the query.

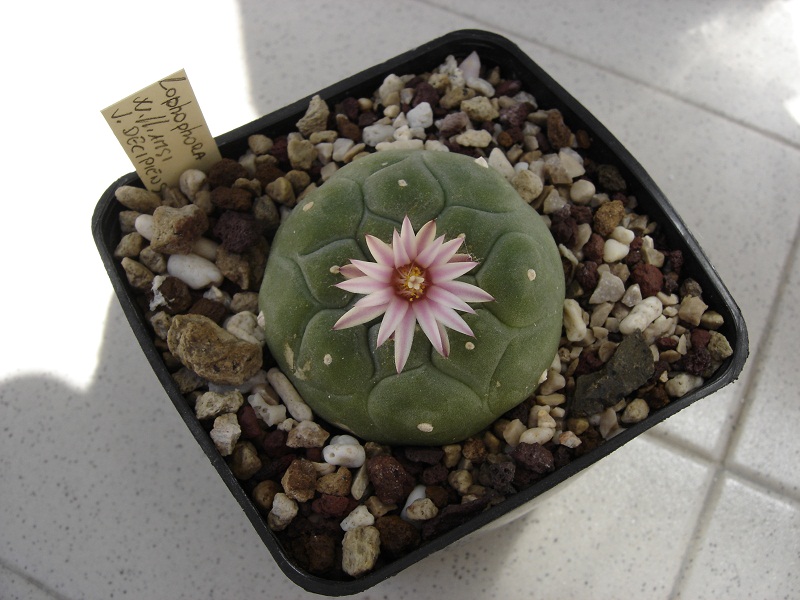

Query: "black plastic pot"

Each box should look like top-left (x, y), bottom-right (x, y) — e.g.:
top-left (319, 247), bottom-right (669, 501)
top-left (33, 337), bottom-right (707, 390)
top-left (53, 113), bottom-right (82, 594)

top-left (92, 29), bottom-right (748, 596)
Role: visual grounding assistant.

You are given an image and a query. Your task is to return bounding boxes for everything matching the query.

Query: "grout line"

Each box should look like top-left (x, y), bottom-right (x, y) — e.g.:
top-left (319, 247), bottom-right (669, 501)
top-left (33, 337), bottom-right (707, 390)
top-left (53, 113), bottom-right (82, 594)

top-left (0, 558), bottom-right (73, 600)
top-left (413, 0), bottom-right (800, 153)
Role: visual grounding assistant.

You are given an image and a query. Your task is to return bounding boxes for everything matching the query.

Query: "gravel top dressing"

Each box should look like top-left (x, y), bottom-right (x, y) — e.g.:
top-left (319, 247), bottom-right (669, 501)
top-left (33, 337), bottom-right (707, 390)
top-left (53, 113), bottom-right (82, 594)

top-left (94, 31), bottom-right (747, 596)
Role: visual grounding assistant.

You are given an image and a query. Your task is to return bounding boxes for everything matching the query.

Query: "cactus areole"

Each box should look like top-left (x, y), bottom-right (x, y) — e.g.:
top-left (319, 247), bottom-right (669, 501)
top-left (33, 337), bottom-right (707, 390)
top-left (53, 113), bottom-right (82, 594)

top-left (259, 150), bottom-right (564, 445)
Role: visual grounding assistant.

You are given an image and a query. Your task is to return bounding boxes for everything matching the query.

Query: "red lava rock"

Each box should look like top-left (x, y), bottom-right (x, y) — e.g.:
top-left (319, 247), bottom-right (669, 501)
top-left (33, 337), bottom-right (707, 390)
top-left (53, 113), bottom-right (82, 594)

top-left (546, 109), bottom-right (572, 149)
top-left (421, 495), bottom-right (492, 540)
top-left (305, 447), bottom-right (323, 462)
top-left (187, 297), bottom-right (228, 324)
top-left (358, 111), bottom-right (378, 128)
top-left (404, 446), bottom-right (444, 465)
top-left (254, 162), bottom-right (285, 187)
top-left (268, 136), bottom-right (289, 164)
top-left (550, 214), bottom-right (578, 246)
top-left (262, 428), bottom-right (291, 458)
top-left (421, 463), bottom-right (448, 486)
top-left (494, 79), bottom-right (522, 97)
top-left (576, 261), bottom-right (599, 294)
top-left (665, 249), bottom-right (684, 274)
top-left (375, 515), bottom-right (420, 557)
top-left (412, 82), bottom-right (439, 107)
top-left (151, 276), bottom-right (192, 314)
top-left (311, 494), bottom-right (352, 518)
top-left (207, 158), bottom-right (248, 188)
top-left (338, 97), bottom-right (360, 122)
top-left (583, 233), bottom-right (605, 262)
top-left (336, 114), bottom-right (361, 142)
top-left (631, 263), bottom-right (664, 297)
top-left (656, 336), bottom-right (679, 351)
top-left (570, 204), bottom-right (593, 225)
top-left (691, 328), bottom-right (711, 349)
top-left (210, 186), bottom-right (253, 212)
top-left (683, 347), bottom-right (712, 375)
top-left (213, 211), bottom-right (261, 252)
top-left (510, 442), bottom-right (555, 475)
top-left (367, 455), bottom-right (416, 505)
top-left (574, 349), bottom-right (603, 376)
top-left (479, 458), bottom-right (516, 494)
top-left (596, 164), bottom-right (627, 192)
top-left (645, 384), bottom-right (671, 410)
top-left (237, 404), bottom-right (263, 440)
top-left (425, 485), bottom-right (451, 509)
top-left (499, 103), bottom-right (531, 128)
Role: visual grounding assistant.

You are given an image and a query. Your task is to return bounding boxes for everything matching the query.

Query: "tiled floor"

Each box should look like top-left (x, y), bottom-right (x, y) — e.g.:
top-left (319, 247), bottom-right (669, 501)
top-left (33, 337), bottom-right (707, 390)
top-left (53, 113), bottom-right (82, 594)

top-left (1, 1), bottom-right (798, 598)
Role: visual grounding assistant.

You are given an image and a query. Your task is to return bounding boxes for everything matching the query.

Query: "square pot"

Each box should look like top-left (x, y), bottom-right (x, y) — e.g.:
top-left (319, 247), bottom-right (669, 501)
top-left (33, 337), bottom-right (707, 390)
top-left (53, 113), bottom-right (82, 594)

top-left (92, 29), bottom-right (748, 596)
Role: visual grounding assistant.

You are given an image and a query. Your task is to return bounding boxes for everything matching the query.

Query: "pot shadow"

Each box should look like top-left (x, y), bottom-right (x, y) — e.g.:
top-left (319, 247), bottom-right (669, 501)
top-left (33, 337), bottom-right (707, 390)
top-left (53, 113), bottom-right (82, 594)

top-left (0, 293), bottom-right (530, 598)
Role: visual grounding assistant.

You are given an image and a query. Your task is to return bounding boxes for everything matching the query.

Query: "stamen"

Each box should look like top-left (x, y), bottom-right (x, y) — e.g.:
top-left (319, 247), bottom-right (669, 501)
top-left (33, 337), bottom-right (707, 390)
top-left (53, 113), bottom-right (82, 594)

top-left (395, 263), bottom-right (427, 301)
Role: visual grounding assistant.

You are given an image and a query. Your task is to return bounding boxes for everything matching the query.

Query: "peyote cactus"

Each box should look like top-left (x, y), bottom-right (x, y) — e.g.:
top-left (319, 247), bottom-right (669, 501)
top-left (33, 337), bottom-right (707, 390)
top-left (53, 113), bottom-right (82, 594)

top-left (259, 150), bottom-right (564, 445)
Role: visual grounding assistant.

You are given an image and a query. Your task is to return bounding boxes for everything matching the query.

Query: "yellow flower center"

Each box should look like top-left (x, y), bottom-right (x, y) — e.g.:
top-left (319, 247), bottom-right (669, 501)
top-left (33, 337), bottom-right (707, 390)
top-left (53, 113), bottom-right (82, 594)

top-left (396, 263), bottom-right (427, 301)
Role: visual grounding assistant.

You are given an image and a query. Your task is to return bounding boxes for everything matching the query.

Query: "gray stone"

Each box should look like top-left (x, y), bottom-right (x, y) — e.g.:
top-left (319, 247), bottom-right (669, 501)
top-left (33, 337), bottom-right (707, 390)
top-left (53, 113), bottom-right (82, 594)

top-left (570, 330), bottom-right (654, 417)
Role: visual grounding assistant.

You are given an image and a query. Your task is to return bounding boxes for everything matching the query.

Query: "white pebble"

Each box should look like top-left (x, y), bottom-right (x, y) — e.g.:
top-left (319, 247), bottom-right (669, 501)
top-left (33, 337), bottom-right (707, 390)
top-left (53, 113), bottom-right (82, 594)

top-left (268, 493), bottom-right (298, 532)
top-left (167, 253), bottom-right (224, 290)
top-left (570, 179), bottom-right (595, 204)
top-left (603, 238), bottom-right (630, 263)
top-left (621, 283), bottom-right (643, 308)
top-left (332, 137), bottom-right (355, 162)
top-left (619, 296), bottom-right (663, 335)
top-left (666, 373), bottom-right (705, 397)
top-left (488, 147), bottom-right (515, 180)
top-left (406, 101), bottom-right (433, 129)
top-left (134, 213), bottom-right (154, 240)
top-left (179, 169), bottom-right (207, 200)
top-left (519, 427), bottom-right (555, 445)
top-left (248, 395), bottom-right (286, 427)
top-left (400, 484), bottom-right (428, 522)
top-left (610, 226), bottom-right (635, 245)
top-left (558, 149), bottom-right (585, 179)
top-left (266, 368), bottom-right (313, 421)
top-left (362, 123), bottom-right (396, 147)
top-left (340, 505), bottom-right (375, 531)
top-left (502, 418), bottom-right (526, 446)
top-left (589, 271), bottom-right (625, 304)
top-left (563, 299), bottom-right (587, 342)
top-left (323, 440), bottom-right (366, 468)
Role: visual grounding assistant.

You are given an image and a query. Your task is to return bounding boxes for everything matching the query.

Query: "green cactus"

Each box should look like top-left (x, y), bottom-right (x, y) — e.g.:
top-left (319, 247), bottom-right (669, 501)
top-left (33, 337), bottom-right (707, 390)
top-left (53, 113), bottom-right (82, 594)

top-left (259, 150), bottom-right (564, 445)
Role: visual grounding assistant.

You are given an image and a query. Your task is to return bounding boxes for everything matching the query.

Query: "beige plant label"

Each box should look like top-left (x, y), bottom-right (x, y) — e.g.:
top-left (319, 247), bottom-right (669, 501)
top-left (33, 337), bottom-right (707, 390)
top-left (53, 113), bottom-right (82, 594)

top-left (102, 69), bottom-right (221, 192)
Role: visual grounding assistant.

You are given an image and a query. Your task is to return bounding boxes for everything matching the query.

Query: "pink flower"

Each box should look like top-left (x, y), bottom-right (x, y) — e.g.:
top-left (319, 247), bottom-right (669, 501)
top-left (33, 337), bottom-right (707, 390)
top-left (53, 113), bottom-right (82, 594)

top-left (333, 216), bottom-right (494, 373)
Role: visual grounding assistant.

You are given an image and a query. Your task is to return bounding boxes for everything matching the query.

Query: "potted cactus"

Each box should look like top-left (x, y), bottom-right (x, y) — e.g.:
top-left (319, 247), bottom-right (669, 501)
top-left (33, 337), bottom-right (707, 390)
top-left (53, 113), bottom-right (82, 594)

top-left (93, 30), bottom-right (747, 595)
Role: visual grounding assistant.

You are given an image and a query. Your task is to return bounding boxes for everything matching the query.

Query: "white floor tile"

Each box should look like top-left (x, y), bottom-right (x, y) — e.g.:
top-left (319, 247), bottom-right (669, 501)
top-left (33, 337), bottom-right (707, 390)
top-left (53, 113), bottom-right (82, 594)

top-left (425, 0), bottom-right (800, 147)
top-left (728, 237), bottom-right (800, 497)
top-left (674, 473), bottom-right (800, 599)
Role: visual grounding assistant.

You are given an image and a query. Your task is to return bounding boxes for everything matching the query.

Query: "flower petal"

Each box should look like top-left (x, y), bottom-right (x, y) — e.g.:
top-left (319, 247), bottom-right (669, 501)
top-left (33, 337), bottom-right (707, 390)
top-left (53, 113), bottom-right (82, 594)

top-left (365, 234), bottom-right (394, 266)
top-left (431, 304), bottom-right (475, 337)
top-left (352, 287), bottom-right (394, 308)
top-left (349, 259), bottom-right (393, 282)
top-left (400, 215), bottom-right (417, 259)
top-left (393, 306), bottom-right (417, 373)
top-left (425, 285), bottom-right (476, 314)
top-left (376, 296), bottom-right (409, 347)
top-left (335, 276), bottom-right (388, 294)
top-left (392, 228), bottom-right (411, 267)
top-left (338, 263), bottom-right (364, 279)
top-left (412, 299), bottom-right (445, 356)
top-left (431, 236), bottom-right (466, 266)
top-left (437, 279), bottom-right (495, 303)
top-left (415, 234), bottom-right (445, 268)
top-left (333, 303), bottom-right (388, 330)
top-left (437, 321), bottom-right (450, 357)
top-left (415, 219), bottom-right (437, 253)
top-left (428, 260), bottom-right (479, 283)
